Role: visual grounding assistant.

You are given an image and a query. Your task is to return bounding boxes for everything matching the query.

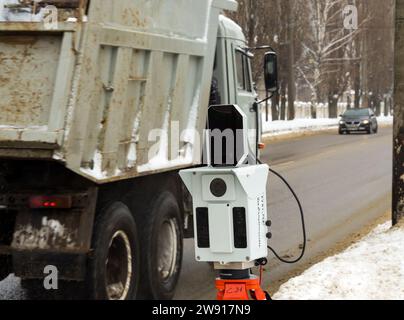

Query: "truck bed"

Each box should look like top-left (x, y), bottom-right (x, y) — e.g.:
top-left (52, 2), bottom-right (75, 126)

top-left (0, 0), bottom-right (237, 182)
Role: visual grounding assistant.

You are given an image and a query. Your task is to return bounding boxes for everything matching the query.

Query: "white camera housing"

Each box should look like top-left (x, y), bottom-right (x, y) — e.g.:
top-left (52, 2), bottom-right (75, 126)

top-left (180, 164), bottom-right (269, 264)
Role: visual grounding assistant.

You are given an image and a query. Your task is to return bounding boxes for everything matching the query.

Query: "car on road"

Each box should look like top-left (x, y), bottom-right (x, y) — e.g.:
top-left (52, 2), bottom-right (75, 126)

top-left (339, 108), bottom-right (378, 135)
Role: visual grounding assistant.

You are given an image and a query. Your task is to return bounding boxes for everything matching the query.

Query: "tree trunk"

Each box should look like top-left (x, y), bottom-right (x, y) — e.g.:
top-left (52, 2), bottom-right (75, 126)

top-left (310, 94), bottom-right (317, 119)
top-left (287, 0), bottom-right (296, 121)
top-left (280, 84), bottom-right (287, 120)
top-left (354, 87), bottom-right (361, 109)
top-left (271, 93), bottom-right (279, 121)
top-left (360, 6), bottom-right (370, 109)
top-left (374, 94), bottom-right (382, 116)
top-left (328, 94), bottom-right (338, 118)
top-left (354, 61), bottom-right (361, 109)
top-left (393, 0), bottom-right (404, 225)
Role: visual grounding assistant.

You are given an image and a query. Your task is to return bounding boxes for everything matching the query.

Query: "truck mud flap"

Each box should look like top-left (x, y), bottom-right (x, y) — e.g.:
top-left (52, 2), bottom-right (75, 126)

top-left (13, 250), bottom-right (87, 281)
top-left (0, 188), bottom-right (97, 281)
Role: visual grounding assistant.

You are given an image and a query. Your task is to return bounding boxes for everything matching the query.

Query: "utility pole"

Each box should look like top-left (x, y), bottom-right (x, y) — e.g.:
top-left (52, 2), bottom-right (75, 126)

top-left (393, 0), bottom-right (404, 225)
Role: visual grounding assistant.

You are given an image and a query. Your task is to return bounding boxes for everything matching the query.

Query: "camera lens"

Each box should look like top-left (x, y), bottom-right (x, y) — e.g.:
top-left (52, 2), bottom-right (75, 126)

top-left (210, 178), bottom-right (227, 198)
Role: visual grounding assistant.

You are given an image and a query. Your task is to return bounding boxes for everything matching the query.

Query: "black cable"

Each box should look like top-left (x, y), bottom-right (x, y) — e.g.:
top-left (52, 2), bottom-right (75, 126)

top-left (257, 159), bottom-right (307, 264)
top-left (254, 92), bottom-right (275, 159)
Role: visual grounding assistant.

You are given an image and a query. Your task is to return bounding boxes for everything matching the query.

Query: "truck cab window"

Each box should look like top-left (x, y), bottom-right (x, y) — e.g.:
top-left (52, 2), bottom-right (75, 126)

top-left (235, 50), bottom-right (252, 92)
top-left (210, 53), bottom-right (221, 106)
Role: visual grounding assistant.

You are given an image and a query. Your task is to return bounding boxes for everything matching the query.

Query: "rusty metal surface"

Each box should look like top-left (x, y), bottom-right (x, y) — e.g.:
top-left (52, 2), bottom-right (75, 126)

top-left (0, 188), bottom-right (97, 252)
top-left (0, 147), bottom-right (54, 159)
top-left (13, 249), bottom-right (88, 280)
top-left (1, 0), bottom-right (88, 21)
top-left (0, 34), bottom-right (61, 126)
top-left (0, 22), bottom-right (77, 31)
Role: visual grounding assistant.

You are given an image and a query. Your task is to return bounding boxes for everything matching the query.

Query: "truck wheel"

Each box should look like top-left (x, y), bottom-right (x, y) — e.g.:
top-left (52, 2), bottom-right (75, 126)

top-left (87, 202), bottom-right (140, 300)
top-left (138, 192), bottom-right (183, 300)
top-left (0, 256), bottom-right (11, 282)
top-left (22, 203), bottom-right (139, 300)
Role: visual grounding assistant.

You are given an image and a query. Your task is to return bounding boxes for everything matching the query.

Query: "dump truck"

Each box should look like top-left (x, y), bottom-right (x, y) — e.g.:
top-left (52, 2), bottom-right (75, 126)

top-left (0, 0), bottom-right (277, 300)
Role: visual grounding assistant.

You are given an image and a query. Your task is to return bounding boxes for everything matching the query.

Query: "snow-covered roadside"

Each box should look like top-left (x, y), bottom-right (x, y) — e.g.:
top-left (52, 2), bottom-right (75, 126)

top-left (263, 116), bottom-right (393, 138)
top-left (273, 221), bottom-right (404, 300)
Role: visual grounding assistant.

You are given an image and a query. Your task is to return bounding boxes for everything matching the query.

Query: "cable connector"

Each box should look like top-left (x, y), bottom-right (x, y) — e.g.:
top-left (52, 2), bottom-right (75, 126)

top-left (255, 258), bottom-right (268, 267)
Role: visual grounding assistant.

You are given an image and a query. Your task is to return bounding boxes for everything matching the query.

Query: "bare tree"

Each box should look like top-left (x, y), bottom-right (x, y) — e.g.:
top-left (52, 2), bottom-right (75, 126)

top-left (286, 0), bottom-right (296, 120)
top-left (361, 0), bottom-right (395, 115)
top-left (297, 0), bottom-right (364, 118)
top-left (229, 0), bottom-right (394, 121)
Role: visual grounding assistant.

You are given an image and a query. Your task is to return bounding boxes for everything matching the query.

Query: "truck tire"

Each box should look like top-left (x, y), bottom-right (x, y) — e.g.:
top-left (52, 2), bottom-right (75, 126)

top-left (138, 191), bottom-right (183, 300)
top-left (87, 202), bottom-right (140, 300)
top-left (22, 202), bottom-right (140, 300)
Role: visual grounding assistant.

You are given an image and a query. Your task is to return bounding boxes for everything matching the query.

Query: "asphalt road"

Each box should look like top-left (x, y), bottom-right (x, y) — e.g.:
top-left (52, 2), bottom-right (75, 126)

top-left (174, 127), bottom-right (393, 300)
top-left (0, 127), bottom-right (393, 300)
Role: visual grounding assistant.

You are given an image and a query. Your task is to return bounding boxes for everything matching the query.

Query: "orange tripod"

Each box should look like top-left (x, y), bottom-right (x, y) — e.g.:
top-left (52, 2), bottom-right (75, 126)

top-left (215, 269), bottom-right (270, 301)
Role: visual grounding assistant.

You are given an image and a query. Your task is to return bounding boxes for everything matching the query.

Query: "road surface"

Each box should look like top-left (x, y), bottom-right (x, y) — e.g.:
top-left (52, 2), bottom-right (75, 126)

top-left (174, 127), bottom-right (393, 299)
top-left (0, 127), bottom-right (393, 300)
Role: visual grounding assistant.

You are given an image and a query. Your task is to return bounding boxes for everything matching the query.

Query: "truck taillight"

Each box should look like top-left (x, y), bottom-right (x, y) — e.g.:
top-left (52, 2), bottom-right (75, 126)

top-left (29, 196), bottom-right (72, 209)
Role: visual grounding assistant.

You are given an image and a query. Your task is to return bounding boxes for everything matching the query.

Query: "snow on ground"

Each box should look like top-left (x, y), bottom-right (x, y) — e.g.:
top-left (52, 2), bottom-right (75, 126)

top-left (273, 221), bottom-right (404, 300)
top-left (0, 0), bottom-right (45, 22)
top-left (263, 116), bottom-right (393, 137)
top-left (0, 275), bottom-right (25, 300)
top-left (263, 118), bottom-right (339, 136)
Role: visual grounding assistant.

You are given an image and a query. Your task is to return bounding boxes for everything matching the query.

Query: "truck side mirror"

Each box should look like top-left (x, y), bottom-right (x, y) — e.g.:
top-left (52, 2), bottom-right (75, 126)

top-left (264, 51), bottom-right (278, 93)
